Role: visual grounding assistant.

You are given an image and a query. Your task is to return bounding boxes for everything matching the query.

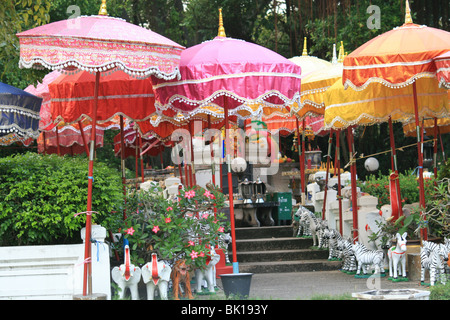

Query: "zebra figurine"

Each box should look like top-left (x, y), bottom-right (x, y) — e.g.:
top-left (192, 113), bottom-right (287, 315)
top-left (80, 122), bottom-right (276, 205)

top-left (218, 233), bottom-right (232, 264)
top-left (338, 237), bottom-right (357, 274)
top-left (420, 243), bottom-right (449, 286)
top-left (317, 220), bottom-right (329, 249)
top-left (323, 228), bottom-right (342, 260)
top-left (295, 207), bottom-right (312, 237)
top-left (352, 242), bottom-right (385, 277)
top-left (299, 211), bottom-right (321, 247)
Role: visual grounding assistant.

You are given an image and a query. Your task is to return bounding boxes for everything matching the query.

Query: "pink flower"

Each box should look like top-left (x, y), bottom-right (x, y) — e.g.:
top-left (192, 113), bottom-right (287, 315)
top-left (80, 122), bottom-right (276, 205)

top-left (201, 213), bottom-right (209, 219)
top-left (166, 206), bottom-right (173, 211)
top-left (152, 225), bottom-right (160, 233)
top-left (165, 217), bottom-right (171, 223)
top-left (204, 190), bottom-right (213, 199)
top-left (188, 240), bottom-right (195, 246)
top-left (126, 227), bottom-right (135, 235)
top-left (184, 190), bottom-right (196, 199)
top-left (190, 250), bottom-right (198, 260)
top-left (218, 226), bottom-right (225, 233)
top-left (199, 252), bottom-right (205, 257)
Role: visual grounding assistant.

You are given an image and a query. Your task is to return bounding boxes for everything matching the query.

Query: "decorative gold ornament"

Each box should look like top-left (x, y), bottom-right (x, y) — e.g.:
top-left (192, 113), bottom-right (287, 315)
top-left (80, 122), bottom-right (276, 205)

top-left (98, 0), bottom-right (108, 16)
top-left (218, 8), bottom-right (226, 37)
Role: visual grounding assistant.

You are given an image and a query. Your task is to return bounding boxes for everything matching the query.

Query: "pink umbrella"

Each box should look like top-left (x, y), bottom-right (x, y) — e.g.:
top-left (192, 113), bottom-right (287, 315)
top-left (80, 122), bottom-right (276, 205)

top-left (151, 9), bottom-right (302, 274)
top-left (17, 1), bottom-right (184, 297)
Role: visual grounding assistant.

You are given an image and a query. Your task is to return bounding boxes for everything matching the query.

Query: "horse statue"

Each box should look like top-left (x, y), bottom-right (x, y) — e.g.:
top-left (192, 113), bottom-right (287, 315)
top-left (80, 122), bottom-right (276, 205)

top-left (387, 232), bottom-right (408, 281)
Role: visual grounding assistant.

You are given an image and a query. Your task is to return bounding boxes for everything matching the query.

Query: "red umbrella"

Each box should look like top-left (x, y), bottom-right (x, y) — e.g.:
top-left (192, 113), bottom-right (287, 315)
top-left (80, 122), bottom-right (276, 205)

top-left (151, 9), bottom-right (302, 274)
top-left (17, 1), bottom-right (184, 297)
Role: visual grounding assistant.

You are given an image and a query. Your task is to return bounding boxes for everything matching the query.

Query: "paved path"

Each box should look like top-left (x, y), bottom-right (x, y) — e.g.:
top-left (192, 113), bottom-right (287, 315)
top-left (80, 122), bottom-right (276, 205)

top-left (216, 270), bottom-right (429, 300)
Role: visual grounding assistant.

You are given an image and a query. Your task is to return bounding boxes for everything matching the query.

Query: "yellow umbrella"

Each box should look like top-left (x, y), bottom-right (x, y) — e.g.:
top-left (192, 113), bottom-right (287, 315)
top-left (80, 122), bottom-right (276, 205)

top-left (324, 77), bottom-right (448, 130)
top-left (293, 42), bottom-right (344, 119)
top-left (289, 38), bottom-right (332, 78)
top-left (288, 39), bottom-right (333, 204)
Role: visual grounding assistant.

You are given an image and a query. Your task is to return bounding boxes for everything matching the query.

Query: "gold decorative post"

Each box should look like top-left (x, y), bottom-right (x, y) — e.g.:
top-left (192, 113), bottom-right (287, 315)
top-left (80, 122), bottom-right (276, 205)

top-left (218, 8), bottom-right (226, 37)
top-left (405, 0), bottom-right (413, 24)
top-left (98, 0), bottom-right (108, 16)
top-left (302, 37), bottom-right (308, 56)
top-left (337, 41), bottom-right (344, 63)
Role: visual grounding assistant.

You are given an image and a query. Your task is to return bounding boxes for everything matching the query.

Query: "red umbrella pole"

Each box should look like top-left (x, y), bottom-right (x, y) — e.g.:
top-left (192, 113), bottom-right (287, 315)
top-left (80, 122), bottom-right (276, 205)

top-left (83, 71), bottom-right (100, 296)
top-left (322, 129), bottom-right (333, 220)
top-left (412, 82), bottom-right (427, 240)
top-left (120, 116), bottom-right (127, 220)
top-left (138, 132), bottom-right (144, 183)
top-left (433, 118), bottom-right (438, 178)
top-left (78, 120), bottom-right (90, 157)
top-left (347, 127), bottom-right (358, 243)
top-left (335, 130), bottom-right (343, 235)
top-left (224, 101), bottom-right (238, 273)
top-left (295, 117), bottom-right (305, 204)
top-left (388, 117), bottom-right (402, 220)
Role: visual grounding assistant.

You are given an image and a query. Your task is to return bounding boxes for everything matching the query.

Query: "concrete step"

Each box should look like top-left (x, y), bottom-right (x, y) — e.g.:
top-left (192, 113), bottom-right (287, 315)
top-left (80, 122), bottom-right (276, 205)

top-left (238, 259), bottom-right (342, 274)
top-left (236, 249), bottom-right (329, 263)
top-left (235, 226), bottom-right (294, 240)
top-left (236, 237), bottom-right (313, 251)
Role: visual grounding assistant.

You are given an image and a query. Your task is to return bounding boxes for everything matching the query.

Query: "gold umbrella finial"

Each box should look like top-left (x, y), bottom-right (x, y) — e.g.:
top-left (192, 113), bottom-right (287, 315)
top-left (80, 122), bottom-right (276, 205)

top-left (218, 8), bottom-right (226, 37)
top-left (98, 0), bottom-right (108, 16)
top-left (302, 37), bottom-right (308, 56)
top-left (338, 41), bottom-right (345, 63)
top-left (405, 0), bottom-right (413, 24)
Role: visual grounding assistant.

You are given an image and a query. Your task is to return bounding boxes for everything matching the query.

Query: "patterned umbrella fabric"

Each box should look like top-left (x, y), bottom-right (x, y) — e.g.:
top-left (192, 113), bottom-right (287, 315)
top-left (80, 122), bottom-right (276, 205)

top-left (341, 0), bottom-right (450, 240)
top-left (16, 0), bottom-right (184, 297)
top-left (0, 82), bottom-right (42, 146)
top-left (435, 51), bottom-right (450, 89)
top-left (151, 9), bottom-right (302, 274)
top-left (292, 42), bottom-right (343, 119)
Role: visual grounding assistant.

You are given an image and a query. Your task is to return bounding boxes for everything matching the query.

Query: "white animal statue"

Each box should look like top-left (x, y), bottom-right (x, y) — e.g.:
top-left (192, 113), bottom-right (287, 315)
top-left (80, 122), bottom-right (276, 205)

top-left (218, 232), bottom-right (232, 264)
top-left (299, 211), bottom-right (321, 247)
top-left (421, 242), bottom-right (449, 286)
top-left (141, 253), bottom-right (172, 300)
top-left (295, 206), bottom-right (312, 237)
top-left (194, 246), bottom-right (221, 294)
top-left (111, 244), bottom-right (142, 300)
top-left (338, 237), bottom-right (357, 274)
top-left (352, 242), bottom-right (385, 277)
top-left (324, 228), bottom-right (343, 260)
top-left (387, 232), bottom-right (408, 280)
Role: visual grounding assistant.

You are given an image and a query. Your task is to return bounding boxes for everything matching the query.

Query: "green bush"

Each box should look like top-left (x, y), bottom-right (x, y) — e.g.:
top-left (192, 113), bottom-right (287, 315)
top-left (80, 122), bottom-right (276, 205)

top-left (0, 152), bottom-right (123, 246)
top-left (358, 170), bottom-right (436, 208)
top-left (430, 281), bottom-right (450, 300)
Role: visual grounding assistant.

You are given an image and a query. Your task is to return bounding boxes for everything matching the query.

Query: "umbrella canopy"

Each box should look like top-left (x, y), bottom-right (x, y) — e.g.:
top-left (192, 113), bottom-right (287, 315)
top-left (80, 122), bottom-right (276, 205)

top-left (403, 117), bottom-right (450, 137)
top-left (151, 9), bottom-right (302, 274)
top-left (435, 51), bottom-right (450, 89)
top-left (244, 114), bottom-right (327, 137)
top-left (151, 18), bottom-right (301, 120)
top-left (0, 82), bottom-right (42, 146)
top-left (324, 77), bottom-right (448, 129)
top-left (292, 43), bottom-right (343, 119)
top-left (341, 0), bottom-right (450, 241)
top-left (17, 11), bottom-right (183, 80)
top-left (342, 5), bottom-right (450, 90)
top-left (289, 38), bottom-right (332, 78)
top-left (37, 127), bottom-right (103, 155)
top-left (16, 1), bottom-right (184, 297)
top-left (48, 69), bottom-right (156, 126)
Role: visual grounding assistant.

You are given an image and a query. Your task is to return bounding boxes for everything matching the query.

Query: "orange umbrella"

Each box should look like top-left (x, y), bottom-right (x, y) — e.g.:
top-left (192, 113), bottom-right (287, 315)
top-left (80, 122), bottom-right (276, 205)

top-left (342, 0), bottom-right (450, 240)
top-left (435, 51), bottom-right (450, 89)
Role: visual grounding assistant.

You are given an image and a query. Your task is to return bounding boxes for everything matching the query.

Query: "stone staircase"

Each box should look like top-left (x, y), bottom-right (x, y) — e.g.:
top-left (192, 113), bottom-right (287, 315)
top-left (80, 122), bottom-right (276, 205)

top-left (233, 226), bottom-right (341, 273)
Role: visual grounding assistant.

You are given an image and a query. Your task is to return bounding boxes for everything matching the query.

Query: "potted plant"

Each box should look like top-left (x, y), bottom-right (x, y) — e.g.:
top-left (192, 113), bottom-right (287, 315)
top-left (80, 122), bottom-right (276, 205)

top-left (111, 184), bottom-right (229, 272)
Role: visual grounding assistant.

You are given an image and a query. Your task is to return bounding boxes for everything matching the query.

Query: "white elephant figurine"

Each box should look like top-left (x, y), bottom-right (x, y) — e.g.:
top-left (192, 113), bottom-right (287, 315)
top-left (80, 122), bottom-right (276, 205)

top-left (111, 244), bottom-right (142, 300)
top-left (141, 253), bottom-right (172, 300)
top-left (195, 247), bottom-right (220, 294)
